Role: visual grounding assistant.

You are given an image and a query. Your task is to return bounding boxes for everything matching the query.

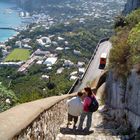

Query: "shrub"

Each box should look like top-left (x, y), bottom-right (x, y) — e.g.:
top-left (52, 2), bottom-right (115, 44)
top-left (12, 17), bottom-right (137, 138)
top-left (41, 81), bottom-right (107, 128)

top-left (0, 83), bottom-right (17, 112)
top-left (128, 22), bottom-right (140, 65)
top-left (114, 15), bottom-right (127, 28)
top-left (109, 29), bottom-right (131, 77)
top-left (109, 8), bottom-right (140, 77)
top-left (126, 9), bottom-right (140, 29)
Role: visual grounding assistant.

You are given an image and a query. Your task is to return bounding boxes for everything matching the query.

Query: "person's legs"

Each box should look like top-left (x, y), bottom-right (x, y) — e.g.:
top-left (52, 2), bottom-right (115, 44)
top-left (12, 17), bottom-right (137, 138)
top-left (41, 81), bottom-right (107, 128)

top-left (73, 116), bottom-right (78, 128)
top-left (67, 114), bottom-right (72, 127)
top-left (85, 112), bottom-right (93, 131)
top-left (78, 112), bottom-right (86, 130)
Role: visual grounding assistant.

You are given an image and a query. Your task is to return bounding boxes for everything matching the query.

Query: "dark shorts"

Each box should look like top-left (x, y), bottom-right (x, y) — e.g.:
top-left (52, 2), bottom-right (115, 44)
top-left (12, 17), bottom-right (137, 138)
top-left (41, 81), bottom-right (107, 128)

top-left (68, 113), bottom-right (78, 124)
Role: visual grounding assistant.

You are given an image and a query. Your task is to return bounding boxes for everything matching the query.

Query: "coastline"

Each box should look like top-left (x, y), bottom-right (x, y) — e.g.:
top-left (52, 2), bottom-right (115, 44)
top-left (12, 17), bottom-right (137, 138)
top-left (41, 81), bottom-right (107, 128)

top-left (0, 1), bottom-right (29, 43)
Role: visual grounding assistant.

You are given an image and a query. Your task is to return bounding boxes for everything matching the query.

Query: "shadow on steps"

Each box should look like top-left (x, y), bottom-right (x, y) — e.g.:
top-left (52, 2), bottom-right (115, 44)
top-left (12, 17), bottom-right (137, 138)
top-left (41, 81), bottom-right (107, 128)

top-left (60, 127), bottom-right (94, 135)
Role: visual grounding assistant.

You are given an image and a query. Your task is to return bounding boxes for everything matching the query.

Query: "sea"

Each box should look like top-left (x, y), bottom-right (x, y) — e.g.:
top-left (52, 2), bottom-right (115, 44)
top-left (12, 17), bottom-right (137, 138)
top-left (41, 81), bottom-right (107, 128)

top-left (0, 1), bottom-right (22, 42)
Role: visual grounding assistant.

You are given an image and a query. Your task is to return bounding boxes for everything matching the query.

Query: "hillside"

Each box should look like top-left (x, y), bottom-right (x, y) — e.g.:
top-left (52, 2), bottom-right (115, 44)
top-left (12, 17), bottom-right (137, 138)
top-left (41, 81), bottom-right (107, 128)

top-left (0, 0), bottom-right (126, 111)
top-left (109, 8), bottom-right (140, 78)
top-left (105, 6), bottom-right (140, 139)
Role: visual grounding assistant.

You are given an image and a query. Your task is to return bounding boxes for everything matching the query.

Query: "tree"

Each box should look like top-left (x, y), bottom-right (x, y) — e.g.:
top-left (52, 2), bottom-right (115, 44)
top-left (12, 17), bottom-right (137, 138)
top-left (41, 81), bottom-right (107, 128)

top-left (0, 83), bottom-right (17, 112)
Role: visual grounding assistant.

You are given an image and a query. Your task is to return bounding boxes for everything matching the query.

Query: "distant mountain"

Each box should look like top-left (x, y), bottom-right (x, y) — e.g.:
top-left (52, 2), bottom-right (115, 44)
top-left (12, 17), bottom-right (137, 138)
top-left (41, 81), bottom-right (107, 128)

top-left (16, 0), bottom-right (78, 11)
top-left (123, 0), bottom-right (140, 14)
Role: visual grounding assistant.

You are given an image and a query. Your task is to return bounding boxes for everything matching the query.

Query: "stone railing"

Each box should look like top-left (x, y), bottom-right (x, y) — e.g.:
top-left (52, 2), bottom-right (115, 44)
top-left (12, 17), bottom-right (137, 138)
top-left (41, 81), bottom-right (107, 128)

top-left (0, 93), bottom-right (76, 140)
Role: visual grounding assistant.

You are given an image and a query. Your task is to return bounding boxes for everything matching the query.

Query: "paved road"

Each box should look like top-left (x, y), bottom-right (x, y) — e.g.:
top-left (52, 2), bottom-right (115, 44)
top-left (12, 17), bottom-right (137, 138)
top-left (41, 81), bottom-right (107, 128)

top-left (74, 41), bottom-right (112, 92)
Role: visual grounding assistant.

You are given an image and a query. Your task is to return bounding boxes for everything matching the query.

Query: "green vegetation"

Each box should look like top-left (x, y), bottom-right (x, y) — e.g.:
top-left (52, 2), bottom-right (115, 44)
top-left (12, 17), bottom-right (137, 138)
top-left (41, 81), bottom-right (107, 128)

top-left (0, 49), bottom-right (3, 58)
top-left (109, 9), bottom-right (140, 77)
top-left (5, 49), bottom-right (31, 62)
top-left (0, 64), bottom-right (73, 104)
top-left (128, 23), bottom-right (140, 64)
top-left (0, 83), bottom-right (17, 112)
top-left (0, 16), bottom-right (113, 111)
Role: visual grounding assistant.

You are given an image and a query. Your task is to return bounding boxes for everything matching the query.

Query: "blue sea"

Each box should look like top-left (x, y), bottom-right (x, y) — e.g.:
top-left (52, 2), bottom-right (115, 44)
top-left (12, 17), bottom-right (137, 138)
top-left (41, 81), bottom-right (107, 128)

top-left (0, 1), bottom-right (22, 42)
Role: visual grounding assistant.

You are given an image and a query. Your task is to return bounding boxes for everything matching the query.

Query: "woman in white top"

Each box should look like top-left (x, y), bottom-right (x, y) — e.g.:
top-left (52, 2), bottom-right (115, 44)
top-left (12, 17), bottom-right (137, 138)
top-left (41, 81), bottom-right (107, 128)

top-left (67, 92), bottom-right (84, 128)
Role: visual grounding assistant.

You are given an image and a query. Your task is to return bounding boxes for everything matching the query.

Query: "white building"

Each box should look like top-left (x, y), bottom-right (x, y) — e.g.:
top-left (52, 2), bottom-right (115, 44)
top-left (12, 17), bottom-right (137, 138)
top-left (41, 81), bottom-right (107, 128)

top-left (36, 60), bottom-right (43, 65)
top-left (0, 44), bottom-right (6, 49)
top-left (70, 75), bottom-right (78, 81)
top-left (15, 41), bottom-right (22, 48)
top-left (58, 36), bottom-right (64, 41)
top-left (65, 41), bottom-right (69, 45)
top-left (63, 60), bottom-right (74, 67)
top-left (73, 49), bottom-right (81, 55)
top-left (43, 57), bottom-right (57, 66)
top-left (0, 61), bottom-right (24, 67)
top-left (47, 67), bottom-right (52, 70)
top-left (55, 47), bottom-right (64, 51)
top-left (52, 41), bottom-right (58, 46)
top-left (22, 38), bottom-right (31, 43)
top-left (77, 61), bottom-right (85, 67)
top-left (34, 49), bottom-right (50, 56)
top-left (70, 71), bottom-right (78, 76)
top-left (23, 44), bottom-right (32, 49)
top-left (2, 49), bottom-right (9, 56)
top-left (78, 68), bottom-right (85, 74)
top-left (37, 37), bottom-right (51, 46)
top-left (65, 47), bottom-right (70, 50)
top-left (57, 67), bottom-right (64, 74)
top-left (41, 75), bottom-right (49, 80)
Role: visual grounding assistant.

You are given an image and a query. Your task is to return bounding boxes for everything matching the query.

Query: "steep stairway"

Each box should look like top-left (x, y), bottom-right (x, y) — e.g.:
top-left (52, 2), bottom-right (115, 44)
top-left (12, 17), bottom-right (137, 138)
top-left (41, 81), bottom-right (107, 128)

top-left (56, 84), bottom-right (122, 140)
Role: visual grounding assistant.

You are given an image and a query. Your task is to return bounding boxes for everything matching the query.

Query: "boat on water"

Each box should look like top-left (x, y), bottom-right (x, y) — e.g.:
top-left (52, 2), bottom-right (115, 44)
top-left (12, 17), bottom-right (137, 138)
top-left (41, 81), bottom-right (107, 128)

top-left (19, 11), bottom-right (30, 18)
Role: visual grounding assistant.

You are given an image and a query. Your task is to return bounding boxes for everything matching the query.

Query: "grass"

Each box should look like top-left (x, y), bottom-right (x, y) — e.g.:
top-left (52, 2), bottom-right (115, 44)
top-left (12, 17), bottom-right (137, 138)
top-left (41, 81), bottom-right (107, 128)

top-left (5, 49), bottom-right (31, 62)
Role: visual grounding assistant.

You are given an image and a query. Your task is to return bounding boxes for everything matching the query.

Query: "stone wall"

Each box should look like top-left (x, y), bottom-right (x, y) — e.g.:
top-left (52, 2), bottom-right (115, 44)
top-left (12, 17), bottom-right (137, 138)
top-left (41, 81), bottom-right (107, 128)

top-left (106, 69), bottom-right (140, 130)
top-left (13, 99), bottom-right (67, 140)
top-left (0, 93), bottom-right (76, 140)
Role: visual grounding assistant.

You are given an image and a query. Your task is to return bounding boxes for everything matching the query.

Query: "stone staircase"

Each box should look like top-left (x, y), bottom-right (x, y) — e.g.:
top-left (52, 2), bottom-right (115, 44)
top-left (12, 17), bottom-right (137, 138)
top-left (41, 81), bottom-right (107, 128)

top-left (56, 85), bottom-right (122, 140)
top-left (56, 106), bottom-right (122, 140)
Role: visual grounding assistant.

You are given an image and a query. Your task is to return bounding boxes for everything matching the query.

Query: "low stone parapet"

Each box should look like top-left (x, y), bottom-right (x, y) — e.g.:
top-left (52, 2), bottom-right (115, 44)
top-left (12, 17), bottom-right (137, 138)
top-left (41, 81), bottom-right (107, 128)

top-left (0, 93), bottom-right (76, 140)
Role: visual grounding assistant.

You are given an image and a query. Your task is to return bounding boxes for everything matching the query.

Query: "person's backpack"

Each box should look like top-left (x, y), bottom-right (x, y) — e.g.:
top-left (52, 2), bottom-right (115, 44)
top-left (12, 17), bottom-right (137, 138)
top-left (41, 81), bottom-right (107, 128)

top-left (88, 96), bottom-right (99, 112)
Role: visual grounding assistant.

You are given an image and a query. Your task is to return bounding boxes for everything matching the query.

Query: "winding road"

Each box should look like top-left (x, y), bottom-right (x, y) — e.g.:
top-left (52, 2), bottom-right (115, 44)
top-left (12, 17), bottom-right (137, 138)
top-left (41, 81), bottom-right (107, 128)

top-left (74, 40), bottom-right (112, 92)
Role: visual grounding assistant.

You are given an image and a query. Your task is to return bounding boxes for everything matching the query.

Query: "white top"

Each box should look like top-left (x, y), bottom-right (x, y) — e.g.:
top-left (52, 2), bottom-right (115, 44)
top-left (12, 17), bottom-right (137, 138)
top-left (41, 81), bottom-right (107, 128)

top-left (101, 53), bottom-right (107, 58)
top-left (67, 97), bottom-right (83, 116)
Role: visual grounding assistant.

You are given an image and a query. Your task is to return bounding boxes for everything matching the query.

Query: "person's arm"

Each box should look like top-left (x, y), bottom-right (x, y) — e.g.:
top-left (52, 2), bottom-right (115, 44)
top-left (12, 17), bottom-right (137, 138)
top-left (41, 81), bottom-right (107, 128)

top-left (66, 99), bottom-right (70, 107)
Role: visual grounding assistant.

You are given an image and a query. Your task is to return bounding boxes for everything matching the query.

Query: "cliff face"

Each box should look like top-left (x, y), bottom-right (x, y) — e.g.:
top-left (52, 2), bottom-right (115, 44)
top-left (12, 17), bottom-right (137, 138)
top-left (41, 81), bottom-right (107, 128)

top-left (106, 69), bottom-right (140, 130)
top-left (123, 0), bottom-right (140, 14)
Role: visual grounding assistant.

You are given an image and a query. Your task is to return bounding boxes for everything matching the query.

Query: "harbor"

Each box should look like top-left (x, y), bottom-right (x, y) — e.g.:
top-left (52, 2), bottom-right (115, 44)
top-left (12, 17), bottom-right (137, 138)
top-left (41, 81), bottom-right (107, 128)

top-left (0, 1), bottom-right (32, 43)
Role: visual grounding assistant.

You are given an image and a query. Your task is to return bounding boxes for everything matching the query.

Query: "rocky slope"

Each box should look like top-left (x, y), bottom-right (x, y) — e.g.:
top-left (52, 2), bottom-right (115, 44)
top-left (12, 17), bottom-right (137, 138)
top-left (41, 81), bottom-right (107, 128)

top-left (106, 67), bottom-right (140, 131)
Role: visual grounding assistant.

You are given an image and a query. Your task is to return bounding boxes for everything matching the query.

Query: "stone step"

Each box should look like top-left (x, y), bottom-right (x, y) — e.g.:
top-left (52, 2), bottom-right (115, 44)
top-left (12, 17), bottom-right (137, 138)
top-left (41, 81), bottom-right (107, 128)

top-left (56, 133), bottom-right (121, 140)
top-left (56, 108), bottom-right (122, 140)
